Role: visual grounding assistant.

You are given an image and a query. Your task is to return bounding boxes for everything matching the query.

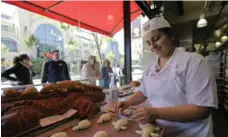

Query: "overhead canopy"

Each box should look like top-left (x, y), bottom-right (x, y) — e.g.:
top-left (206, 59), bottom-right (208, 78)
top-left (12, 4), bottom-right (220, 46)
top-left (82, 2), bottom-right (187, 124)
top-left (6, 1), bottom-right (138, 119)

top-left (3, 0), bottom-right (142, 37)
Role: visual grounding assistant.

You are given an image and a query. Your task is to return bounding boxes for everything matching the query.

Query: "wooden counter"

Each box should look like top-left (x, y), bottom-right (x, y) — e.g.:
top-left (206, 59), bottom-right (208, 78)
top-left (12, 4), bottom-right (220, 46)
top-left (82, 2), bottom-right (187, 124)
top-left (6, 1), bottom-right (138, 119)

top-left (37, 94), bottom-right (152, 137)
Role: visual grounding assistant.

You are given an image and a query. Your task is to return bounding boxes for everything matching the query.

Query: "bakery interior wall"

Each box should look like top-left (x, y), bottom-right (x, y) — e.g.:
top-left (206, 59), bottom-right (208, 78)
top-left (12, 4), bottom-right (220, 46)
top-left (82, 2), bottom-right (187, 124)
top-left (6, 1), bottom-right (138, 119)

top-left (162, 1), bottom-right (228, 52)
top-left (170, 15), bottom-right (219, 51)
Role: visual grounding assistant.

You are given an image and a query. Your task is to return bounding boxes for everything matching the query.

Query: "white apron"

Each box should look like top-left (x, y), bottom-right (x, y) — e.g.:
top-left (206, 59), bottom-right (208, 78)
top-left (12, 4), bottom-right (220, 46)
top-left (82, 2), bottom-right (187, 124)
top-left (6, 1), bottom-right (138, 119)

top-left (137, 49), bottom-right (217, 137)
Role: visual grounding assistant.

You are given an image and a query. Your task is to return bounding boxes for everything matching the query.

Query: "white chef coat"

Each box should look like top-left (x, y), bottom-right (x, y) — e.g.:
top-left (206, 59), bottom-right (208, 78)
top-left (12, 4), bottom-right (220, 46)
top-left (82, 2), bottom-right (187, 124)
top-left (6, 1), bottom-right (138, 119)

top-left (137, 48), bottom-right (218, 137)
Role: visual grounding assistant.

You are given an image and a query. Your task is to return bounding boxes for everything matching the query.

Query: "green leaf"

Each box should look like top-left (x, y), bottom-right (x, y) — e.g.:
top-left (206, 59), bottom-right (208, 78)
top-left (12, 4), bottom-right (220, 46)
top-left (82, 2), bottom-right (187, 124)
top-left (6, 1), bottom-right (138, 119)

top-left (25, 34), bottom-right (39, 48)
top-left (1, 43), bottom-right (9, 54)
top-left (60, 22), bottom-right (70, 30)
top-left (106, 51), bottom-right (115, 60)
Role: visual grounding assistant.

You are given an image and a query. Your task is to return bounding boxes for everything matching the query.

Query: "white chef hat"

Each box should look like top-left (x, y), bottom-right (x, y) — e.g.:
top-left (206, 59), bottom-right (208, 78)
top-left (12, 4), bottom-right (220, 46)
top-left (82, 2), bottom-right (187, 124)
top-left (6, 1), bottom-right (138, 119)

top-left (142, 16), bottom-right (171, 37)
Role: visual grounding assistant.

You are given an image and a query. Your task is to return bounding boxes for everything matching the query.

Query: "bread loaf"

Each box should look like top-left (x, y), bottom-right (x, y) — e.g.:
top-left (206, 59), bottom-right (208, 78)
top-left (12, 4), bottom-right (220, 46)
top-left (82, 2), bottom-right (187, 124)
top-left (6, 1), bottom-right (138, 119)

top-left (21, 87), bottom-right (39, 96)
top-left (82, 90), bottom-right (105, 103)
top-left (72, 98), bottom-right (100, 119)
top-left (2, 106), bottom-right (39, 137)
top-left (2, 89), bottom-right (21, 97)
top-left (56, 80), bottom-right (84, 91)
top-left (1, 82), bottom-right (104, 136)
top-left (129, 81), bottom-right (141, 87)
top-left (40, 83), bottom-right (64, 94)
top-left (40, 81), bottom-right (85, 94)
top-left (79, 83), bottom-right (103, 91)
top-left (32, 94), bottom-right (76, 117)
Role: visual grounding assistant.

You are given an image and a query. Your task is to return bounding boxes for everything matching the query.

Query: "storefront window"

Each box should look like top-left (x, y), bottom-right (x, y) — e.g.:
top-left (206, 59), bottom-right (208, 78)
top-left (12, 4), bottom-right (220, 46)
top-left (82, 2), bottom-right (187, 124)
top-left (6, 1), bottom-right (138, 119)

top-left (1, 24), bottom-right (10, 31)
top-left (34, 24), bottom-right (64, 58)
top-left (1, 37), bottom-right (17, 52)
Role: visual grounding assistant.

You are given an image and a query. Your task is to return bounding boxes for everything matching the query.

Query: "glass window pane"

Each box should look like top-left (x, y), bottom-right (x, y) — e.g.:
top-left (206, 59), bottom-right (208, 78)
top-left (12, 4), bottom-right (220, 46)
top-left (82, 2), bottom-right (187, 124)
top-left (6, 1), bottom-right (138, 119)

top-left (1, 37), bottom-right (17, 52)
top-left (35, 24), bottom-right (63, 58)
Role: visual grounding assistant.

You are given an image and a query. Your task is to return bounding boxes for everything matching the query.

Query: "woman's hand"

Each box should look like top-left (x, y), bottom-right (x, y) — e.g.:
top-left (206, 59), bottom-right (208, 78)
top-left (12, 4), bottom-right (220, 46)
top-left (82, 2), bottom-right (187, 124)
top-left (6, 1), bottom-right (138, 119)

top-left (24, 61), bottom-right (32, 68)
top-left (115, 101), bottom-right (132, 114)
top-left (131, 107), bottom-right (159, 124)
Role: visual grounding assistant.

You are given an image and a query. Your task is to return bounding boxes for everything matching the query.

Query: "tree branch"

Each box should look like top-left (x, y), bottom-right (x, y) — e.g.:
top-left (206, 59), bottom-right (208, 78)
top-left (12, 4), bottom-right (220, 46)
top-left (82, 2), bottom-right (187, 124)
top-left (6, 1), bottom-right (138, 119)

top-left (92, 33), bottom-right (102, 63)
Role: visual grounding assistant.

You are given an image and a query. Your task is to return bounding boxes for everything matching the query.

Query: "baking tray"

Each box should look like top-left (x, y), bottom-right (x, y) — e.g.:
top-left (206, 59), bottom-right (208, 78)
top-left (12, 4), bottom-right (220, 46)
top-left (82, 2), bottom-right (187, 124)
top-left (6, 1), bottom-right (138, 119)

top-left (37, 112), bottom-right (105, 137)
top-left (60, 112), bottom-right (165, 137)
top-left (14, 125), bottom-right (41, 137)
top-left (13, 101), bottom-right (107, 137)
top-left (14, 114), bottom-right (79, 137)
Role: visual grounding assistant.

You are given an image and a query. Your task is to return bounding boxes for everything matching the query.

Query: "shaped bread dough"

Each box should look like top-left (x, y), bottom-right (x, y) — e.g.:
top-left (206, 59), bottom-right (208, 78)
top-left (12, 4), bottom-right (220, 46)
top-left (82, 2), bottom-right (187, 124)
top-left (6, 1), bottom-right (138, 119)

top-left (154, 127), bottom-right (160, 132)
top-left (93, 131), bottom-right (108, 137)
top-left (112, 119), bottom-right (128, 131)
top-left (139, 123), bottom-right (153, 129)
top-left (50, 132), bottom-right (68, 137)
top-left (143, 126), bottom-right (155, 137)
top-left (136, 123), bottom-right (156, 137)
top-left (135, 130), bottom-right (143, 135)
top-left (72, 120), bottom-right (91, 131)
top-left (122, 109), bottom-right (133, 116)
top-left (150, 133), bottom-right (159, 137)
top-left (97, 113), bottom-right (112, 124)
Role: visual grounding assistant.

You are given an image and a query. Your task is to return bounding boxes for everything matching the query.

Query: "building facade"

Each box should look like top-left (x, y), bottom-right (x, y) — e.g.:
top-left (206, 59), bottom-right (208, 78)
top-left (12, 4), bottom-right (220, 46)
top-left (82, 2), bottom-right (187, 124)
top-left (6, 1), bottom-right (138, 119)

top-left (1, 6), bottom-right (102, 76)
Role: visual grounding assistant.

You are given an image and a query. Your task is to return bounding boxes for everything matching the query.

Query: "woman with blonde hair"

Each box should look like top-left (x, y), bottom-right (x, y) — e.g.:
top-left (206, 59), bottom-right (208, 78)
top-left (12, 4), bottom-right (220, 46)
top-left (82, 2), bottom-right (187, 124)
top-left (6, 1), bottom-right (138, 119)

top-left (100, 59), bottom-right (113, 88)
top-left (81, 55), bottom-right (100, 85)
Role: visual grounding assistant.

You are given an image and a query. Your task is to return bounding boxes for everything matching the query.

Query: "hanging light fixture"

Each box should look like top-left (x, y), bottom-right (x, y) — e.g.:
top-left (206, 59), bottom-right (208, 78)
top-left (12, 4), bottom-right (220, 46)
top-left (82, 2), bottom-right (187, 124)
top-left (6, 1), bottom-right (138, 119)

top-left (221, 35), bottom-right (228, 42)
top-left (150, 3), bottom-right (155, 9)
top-left (215, 41), bottom-right (221, 47)
top-left (214, 29), bottom-right (222, 37)
top-left (222, 24), bottom-right (228, 30)
top-left (200, 45), bottom-right (205, 50)
top-left (197, 14), bottom-right (207, 28)
top-left (194, 44), bottom-right (201, 51)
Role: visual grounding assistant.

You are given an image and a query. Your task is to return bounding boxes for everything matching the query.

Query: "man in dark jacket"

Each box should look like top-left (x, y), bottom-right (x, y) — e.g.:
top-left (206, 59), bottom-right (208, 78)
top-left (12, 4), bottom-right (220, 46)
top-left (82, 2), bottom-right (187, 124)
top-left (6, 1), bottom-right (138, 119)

top-left (41, 50), bottom-right (70, 83)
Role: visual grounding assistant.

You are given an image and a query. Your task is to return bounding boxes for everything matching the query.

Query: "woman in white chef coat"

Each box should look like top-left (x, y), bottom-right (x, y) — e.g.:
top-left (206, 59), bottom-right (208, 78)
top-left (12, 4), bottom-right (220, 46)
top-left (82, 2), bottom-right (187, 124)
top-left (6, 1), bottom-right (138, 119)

top-left (116, 16), bottom-right (217, 137)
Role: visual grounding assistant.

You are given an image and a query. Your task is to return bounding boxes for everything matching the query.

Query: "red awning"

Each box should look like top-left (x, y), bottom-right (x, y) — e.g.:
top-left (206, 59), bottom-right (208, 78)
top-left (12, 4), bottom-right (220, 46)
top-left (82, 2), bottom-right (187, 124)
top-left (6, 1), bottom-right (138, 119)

top-left (3, 0), bottom-right (142, 37)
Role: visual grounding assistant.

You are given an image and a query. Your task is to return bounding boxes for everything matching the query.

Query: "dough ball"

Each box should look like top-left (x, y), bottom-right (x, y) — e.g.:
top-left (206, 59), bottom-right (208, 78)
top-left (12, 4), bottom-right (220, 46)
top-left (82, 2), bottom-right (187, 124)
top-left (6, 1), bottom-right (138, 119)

top-left (112, 119), bottom-right (128, 131)
top-left (72, 119), bottom-right (91, 131)
top-left (93, 131), bottom-right (108, 137)
top-left (150, 133), bottom-right (159, 137)
top-left (97, 113), bottom-right (112, 124)
top-left (143, 126), bottom-right (155, 137)
top-left (135, 130), bottom-right (143, 135)
top-left (50, 132), bottom-right (68, 137)
top-left (154, 127), bottom-right (160, 132)
top-left (122, 109), bottom-right (133, 116)
top-left (139, 123), bottom-right (153, 129)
